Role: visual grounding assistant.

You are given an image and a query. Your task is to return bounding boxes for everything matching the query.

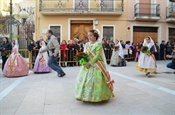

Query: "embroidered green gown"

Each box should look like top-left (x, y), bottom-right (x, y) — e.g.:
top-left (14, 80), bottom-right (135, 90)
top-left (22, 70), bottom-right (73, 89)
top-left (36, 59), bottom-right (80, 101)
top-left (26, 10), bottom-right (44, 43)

top-left (75, 41), bottom-right (113, 102)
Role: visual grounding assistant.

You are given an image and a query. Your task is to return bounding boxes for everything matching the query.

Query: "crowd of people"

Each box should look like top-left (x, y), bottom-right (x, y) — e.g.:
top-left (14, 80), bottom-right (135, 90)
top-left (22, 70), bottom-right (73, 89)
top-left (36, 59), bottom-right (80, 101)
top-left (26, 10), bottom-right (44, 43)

top-left (27, 35), bottom-right (175, 76)
top-left (1, 34), bottom-right (175, 76)
top-left (101, 39), bottom-right (175, 61)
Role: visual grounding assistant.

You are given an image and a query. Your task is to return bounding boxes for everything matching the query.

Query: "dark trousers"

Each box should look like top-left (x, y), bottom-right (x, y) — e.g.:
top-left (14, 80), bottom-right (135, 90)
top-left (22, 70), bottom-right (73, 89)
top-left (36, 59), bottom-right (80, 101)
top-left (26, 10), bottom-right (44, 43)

top-left (2, 56), bottom-right (8, 70)
top-left (155, 52), bottom-right (159, 60)
top-left (159, 50), bottom-right (165, 60)
top-left (48, 56), bottom-right (65, 75)
top-left (167, 62), bottom-right (175, 70)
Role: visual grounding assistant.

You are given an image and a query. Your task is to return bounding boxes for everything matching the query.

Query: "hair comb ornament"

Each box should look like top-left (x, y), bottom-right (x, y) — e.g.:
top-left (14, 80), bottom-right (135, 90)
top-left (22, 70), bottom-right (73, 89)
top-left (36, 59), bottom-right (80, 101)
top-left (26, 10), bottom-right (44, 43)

top-left (94, 29), bottom-right (100, 35)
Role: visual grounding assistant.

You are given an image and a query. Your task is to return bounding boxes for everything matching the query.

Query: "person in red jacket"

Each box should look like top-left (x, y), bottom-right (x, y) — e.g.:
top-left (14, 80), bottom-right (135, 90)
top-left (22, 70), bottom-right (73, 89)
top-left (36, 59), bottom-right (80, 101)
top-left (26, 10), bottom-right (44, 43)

top-left (60, 40), bottom-right (67, 67)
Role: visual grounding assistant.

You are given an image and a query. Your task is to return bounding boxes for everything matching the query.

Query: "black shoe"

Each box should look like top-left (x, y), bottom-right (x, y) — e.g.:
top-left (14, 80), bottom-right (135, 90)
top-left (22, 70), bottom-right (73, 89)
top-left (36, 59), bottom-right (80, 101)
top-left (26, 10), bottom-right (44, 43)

top-left (58, 73), bottom-right (66, 77)
top-left (174, 71), bottom-right (175, 74)
top-left (146, 72), bottom-right (150, 77)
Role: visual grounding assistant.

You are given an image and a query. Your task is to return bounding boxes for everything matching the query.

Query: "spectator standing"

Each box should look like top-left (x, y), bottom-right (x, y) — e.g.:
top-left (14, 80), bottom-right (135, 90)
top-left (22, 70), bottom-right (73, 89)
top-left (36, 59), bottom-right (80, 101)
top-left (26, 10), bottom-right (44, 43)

top-left (27, 39), bottom-right (37, 67)
top-left (36, 36), bottom-right (44, 49)
top-left (155, 42), bottom-right (160, 60)
top-left (160, 40), bottom-right (166, 60)
top-left (0, 37), bottom-right (12, 70)
top-left (60, 40), bottom-right (67, 67)
top-left (67, 40), bottom-right (76, 67)
top-left (166, 41), bottom-right (173, 55)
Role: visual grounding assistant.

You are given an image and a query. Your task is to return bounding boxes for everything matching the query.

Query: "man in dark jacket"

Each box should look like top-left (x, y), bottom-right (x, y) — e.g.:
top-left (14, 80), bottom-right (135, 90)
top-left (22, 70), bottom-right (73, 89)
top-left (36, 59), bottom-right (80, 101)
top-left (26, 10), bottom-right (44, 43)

top-left (160, 40), bottom-right (166, 60)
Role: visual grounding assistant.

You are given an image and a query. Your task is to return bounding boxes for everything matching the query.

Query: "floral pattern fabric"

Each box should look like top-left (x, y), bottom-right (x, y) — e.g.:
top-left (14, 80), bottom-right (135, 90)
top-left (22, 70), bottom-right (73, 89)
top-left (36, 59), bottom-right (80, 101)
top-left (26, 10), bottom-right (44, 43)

top-left (75, 42), bottom-right (113, 102)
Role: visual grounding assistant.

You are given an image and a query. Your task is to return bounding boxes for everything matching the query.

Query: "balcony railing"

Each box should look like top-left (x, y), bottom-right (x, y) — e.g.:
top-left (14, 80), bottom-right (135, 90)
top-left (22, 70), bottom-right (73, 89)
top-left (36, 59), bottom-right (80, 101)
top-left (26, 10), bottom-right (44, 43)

top-left (39, 0), bottom-right (124, 15)
top-left (166, 5), bottom-right (175, 22)
top-left (134, 3), bottom-right (160, 21)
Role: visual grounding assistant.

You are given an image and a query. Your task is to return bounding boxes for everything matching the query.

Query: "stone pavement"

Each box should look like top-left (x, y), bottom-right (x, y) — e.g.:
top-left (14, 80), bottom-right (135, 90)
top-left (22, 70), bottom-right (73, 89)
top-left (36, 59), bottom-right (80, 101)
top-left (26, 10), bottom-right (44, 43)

top-left (0, 61), bottom-right (174, 115)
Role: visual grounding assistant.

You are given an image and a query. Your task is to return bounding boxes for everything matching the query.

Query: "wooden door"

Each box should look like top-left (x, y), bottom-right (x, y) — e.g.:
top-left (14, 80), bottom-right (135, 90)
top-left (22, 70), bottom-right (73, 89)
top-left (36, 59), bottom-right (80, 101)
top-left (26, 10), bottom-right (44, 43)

top-left (71, 20), bottom-right (93, 41)
top-left (133, 32), bottom-right (157, 43)
top-left (139, 0), bottom-right (151, 16)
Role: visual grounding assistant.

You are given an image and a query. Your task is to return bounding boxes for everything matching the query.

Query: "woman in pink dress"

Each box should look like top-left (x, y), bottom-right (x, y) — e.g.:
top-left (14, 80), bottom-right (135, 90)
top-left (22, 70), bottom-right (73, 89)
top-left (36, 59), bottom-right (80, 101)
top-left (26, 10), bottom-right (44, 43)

top-left (3, 40), bottom-right (29, 77)
top-left (33, 41), bottom-right (51, 73)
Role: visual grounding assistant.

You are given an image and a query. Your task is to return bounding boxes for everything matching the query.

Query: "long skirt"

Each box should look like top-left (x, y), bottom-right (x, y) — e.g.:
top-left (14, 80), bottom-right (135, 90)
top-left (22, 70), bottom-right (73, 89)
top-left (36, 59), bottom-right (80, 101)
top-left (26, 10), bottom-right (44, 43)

top-left (110, 50), bottom-right (125, 67)
top-left (3, 54), bottom-right (29, 77)
top-left (136, 52), bottom-right (156, 73)
top-left (75, 64), bottom-right (113, 102)
top-left (33, 53), bottom-right (51, 73)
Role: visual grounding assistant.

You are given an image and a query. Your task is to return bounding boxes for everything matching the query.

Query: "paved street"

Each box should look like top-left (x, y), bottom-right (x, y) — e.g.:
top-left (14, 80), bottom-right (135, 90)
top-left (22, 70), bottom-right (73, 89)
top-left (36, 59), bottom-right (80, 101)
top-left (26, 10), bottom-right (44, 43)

top-left (0, 61), bottom-right (174, 115)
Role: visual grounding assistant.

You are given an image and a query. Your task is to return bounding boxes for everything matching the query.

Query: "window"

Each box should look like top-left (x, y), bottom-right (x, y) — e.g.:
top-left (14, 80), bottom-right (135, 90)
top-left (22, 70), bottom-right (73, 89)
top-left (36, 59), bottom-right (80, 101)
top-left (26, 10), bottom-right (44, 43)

top-left (103, 26), bottom-right (114, 41)
top-left (75, 0), bottom-right (88, 11)
top-left (133, 27), bottom-right (158, 32)
top-left (169, 28), bottom-right (175, 42)
top-left (100, 0), bottom-right (114, 11)
top-left (50, 26), bottom-right (61, 43)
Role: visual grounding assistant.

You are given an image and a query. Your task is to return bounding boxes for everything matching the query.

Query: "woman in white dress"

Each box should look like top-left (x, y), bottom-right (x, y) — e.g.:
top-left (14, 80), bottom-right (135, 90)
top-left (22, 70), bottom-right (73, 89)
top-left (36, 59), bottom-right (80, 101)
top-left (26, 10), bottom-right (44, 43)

top-left (136, 36), bottom-right (157, 77)
top-left (33, 41), bottom-right (51, 73)
top-left (110, 39), bottom-right (125, 67)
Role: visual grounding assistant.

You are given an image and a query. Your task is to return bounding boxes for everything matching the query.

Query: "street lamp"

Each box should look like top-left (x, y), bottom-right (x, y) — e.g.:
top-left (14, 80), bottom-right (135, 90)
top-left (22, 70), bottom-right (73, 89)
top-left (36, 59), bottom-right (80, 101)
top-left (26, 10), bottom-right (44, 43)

top-left (9, 0), bottom-right (13, 41)
top-left (0, 11), bottom-right (2, 18)
top-left (19, 9), bottom-right (29, 46)
top-left (19, 9), bottom-right (29, 25)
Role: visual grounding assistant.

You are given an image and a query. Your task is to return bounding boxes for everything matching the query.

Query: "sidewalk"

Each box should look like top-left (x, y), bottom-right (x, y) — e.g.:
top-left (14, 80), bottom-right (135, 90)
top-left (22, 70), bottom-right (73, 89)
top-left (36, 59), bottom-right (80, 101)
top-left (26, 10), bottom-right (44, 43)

top-left (0, 61), bottom-right (174, 115)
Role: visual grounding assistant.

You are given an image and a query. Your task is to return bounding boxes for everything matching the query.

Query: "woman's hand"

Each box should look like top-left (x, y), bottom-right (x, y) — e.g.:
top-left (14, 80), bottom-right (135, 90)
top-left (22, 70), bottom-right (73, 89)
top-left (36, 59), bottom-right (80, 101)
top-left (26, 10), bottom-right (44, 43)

top-left (84, 63), bottom-right (91, 69)
top-left (147, 51), bottom-right (152, 56)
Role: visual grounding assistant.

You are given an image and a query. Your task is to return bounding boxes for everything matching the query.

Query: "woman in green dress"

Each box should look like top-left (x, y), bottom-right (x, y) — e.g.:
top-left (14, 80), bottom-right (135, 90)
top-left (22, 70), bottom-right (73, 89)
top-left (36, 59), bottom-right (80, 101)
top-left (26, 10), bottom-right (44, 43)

top-left (75, 29), bottom-right (114, 102)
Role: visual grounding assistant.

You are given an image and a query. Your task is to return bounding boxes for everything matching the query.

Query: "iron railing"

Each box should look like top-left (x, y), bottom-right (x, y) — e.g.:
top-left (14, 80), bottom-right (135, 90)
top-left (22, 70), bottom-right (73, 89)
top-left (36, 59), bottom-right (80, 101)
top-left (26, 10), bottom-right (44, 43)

top-left (28, 48), bottom-right (133, 69)
top-left (39, 0), bottom-right (124, 14)
top-left (134, 3), bottom-right (160, 17)
top-left (166, 5), bottom-right (175, 18)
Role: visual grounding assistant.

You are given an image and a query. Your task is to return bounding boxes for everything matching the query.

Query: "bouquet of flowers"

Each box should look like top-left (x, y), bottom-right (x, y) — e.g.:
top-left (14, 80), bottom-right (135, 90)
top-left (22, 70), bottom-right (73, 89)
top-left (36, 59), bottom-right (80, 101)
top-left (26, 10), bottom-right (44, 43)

top-left (141, 46), bottom-right (149, 54)
top-left (74, 52), bottom-right (90, 65)
top-left (114, 45), bottom-right (119, 51)
top-left (1, 50), bottom-right (11, 57)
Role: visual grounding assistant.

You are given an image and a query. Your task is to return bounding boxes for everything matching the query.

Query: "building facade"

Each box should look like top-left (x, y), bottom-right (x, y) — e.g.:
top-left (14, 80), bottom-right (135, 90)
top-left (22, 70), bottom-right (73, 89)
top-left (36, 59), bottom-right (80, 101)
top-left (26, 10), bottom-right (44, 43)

top-left (35, 0), bottom-right (175, 43)
top-left (0, 0), bottom-right (35, 48)
top-left (35, 0), bottom-right (126, 42)
top-left (127, 0), bottom-right (175, 43)
top-left (1, 0), bottom-right (175, 43)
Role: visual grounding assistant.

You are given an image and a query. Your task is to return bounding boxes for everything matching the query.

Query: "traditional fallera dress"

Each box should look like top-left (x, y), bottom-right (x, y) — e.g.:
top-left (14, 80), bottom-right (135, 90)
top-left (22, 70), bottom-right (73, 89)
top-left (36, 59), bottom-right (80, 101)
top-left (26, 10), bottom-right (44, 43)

top-left (3, 43), bottom-right (29, 77)
top-left (136, 38), bottom-right (157, 73)
top-left (33, 41), bottom-right (51, 73)
top-left (110, 42), bottom-right (125, 66)
top-left (75, 41), bottom-right (114, 102)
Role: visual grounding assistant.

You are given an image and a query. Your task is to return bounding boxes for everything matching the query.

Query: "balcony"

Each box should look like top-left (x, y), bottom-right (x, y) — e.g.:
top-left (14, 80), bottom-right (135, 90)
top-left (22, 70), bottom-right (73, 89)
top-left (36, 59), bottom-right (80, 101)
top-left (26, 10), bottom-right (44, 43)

top-left (134, 3), bottom-right (160, 21)
top-left (166, 5), bottom-right (175, 23)
top-left (39, 0), bottom-right (124, 15)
